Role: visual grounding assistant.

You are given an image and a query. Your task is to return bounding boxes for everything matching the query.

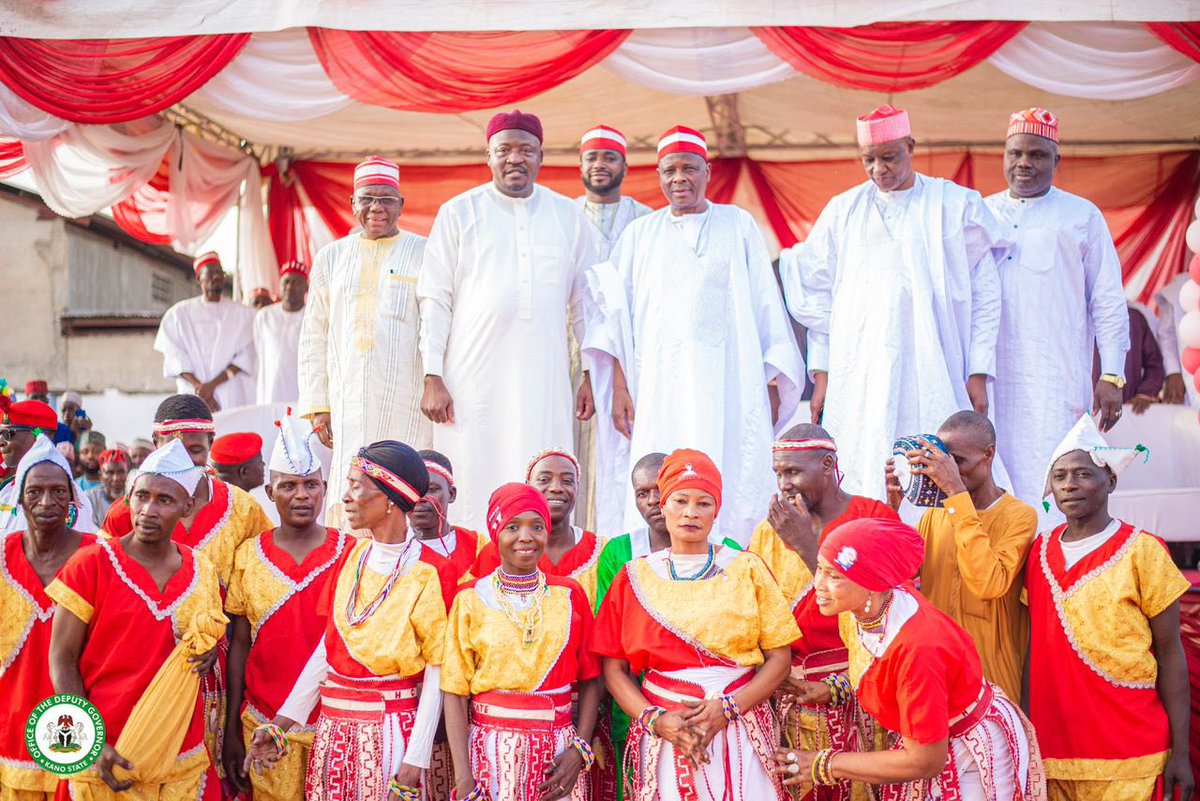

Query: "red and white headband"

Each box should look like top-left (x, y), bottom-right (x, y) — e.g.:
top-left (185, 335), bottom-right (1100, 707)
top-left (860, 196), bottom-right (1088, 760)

top-left (772, 438), bottom-right (837, 453)
top-left (424, 460), bottom-right (455, 489)
top-left (525, 447), bottom-right (581, 481)
top-left (350, 455), bottom-right (422, 505)
top-left (153, 419), bottom-right (215, 436)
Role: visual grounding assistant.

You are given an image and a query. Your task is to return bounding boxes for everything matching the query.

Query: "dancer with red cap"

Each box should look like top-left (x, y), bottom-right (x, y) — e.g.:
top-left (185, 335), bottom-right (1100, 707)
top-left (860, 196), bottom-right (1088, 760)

top-left (155, 251), bottom-right (257, 412)
top-left (254, 261), bottom-right (310, 405)
top-left (593, 449), bottom-right (800, 801)
top-left (780, 104), bottom-right (1011, 503)
top-left (245, 440), bottom-right (450, 801)
top-left (418, 110), bottom-right (601, 530)
top-left (587, 124), bottom-right (803, 544)
top-left (298, 157), bottom-right (431, 529)
top-left (985, 109), bottom-right (1130, 516)
top-left (772, 517), bottom-right (1044, 801)
top-left (442, 482), bottom-right (602, 801)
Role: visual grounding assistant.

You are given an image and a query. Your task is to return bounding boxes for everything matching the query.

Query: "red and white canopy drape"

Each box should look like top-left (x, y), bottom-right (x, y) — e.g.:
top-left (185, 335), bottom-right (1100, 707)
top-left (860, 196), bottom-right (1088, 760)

top-left (0, 20), bottom-right (1196, 296)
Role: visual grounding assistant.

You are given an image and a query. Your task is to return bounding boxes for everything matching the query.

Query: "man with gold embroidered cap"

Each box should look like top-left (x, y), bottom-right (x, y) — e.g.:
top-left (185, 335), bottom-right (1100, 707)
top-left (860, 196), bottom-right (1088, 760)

top-left (47, 439), bottom-right (227, 801)
top-left (1027, 414), bottom-right (1192, 801)
top-left (297, 157), bottom-right (431, 526)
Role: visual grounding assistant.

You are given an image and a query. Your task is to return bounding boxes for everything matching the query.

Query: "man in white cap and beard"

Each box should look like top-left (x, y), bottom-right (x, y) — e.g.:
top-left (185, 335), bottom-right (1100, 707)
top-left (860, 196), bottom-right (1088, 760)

top-left (781, 104), bottom-right (1010, 503)
top-left (298, 156), bottom-right (431, 527)
top-left (221, 411), bottom-right (345, 801)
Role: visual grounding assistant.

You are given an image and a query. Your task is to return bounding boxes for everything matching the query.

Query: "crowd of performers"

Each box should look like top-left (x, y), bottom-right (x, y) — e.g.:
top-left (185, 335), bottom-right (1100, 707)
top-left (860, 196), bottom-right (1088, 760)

top-left (0, 392), bottom-right (1190, 801)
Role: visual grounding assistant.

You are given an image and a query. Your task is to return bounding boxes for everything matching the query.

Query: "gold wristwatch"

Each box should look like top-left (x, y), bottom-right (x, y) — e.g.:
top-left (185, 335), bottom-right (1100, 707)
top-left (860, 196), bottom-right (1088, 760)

top-left (1100, 373), bottom-right (1126, 390)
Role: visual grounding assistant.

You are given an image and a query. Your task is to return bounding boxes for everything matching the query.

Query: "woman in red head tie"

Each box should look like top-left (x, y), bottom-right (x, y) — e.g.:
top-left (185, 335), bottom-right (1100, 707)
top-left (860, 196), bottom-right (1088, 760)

top-left (442, 483), bottom-right (603, 801)
top-left (592, 449), bottom-right (800, 801)
top-left (773, 517), bottom-right (1045, 801)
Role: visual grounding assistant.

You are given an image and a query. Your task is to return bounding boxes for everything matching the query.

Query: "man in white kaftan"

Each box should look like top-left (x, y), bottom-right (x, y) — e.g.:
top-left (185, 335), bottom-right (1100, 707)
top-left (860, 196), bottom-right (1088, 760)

top-left (781, 105), bottom-right (1009, 502)
top-left (253, 261), bottom-right (308, 405)
top-left (155, 252), bottom-right (256, 412)
top-left (985, 109), bottom-right (1129, 510)
top-left (418, 110), bottom-right (600, 529)
top-left (587, 126), bottom-right (803, 543)
top-left (1155, 273), bottom-right (1197, 406)
top-left (297, 157), bottom-right (431, 524)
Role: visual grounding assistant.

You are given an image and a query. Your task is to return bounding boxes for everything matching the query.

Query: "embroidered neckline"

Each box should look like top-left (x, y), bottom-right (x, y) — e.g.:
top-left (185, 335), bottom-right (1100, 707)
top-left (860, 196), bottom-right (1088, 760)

top-left (185, 479), bottom-right (234, 553)
top-left (1037, 526), bottom-right (1152, 690)
top-left (626, 559), bottom-right (733, 666)
top-left (99, 537), bottom-right (198, 626)
top-left (252, 532), bottom-right (347, 640)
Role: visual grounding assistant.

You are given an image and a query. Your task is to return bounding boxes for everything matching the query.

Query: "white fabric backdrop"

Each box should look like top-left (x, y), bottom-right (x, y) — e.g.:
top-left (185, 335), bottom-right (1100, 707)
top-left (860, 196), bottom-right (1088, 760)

top-left (603, 27), bottom-right (795, 96)
top-left (989, 22), bottom-right (1200, 100)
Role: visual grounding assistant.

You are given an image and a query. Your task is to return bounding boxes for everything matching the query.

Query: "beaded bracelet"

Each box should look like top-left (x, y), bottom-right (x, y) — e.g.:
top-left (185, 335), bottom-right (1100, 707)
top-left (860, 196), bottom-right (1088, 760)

top-left (811, 749), bottom-right (840, 786)
top-left (387, 777), bottom-right (421, 801)
top-left (719, 693), bottom-right (741, 723)
top-left (820, 673), bottom-right (854, 706)
top-left (638, 705), bottom-right (666, 738)
top-left (254, 722), bottom-right (288, 757)
top-left (570, 735), bottom-right (596, 772)
top-left (449, 785), bottom-right (488, 801)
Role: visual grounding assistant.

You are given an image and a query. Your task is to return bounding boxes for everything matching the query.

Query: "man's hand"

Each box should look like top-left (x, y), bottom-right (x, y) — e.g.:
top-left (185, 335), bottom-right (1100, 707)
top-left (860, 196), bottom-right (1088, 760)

top-left (1163, 373), bottom-right (1187, 405)
top-left (421, 375), bottom-right (455, 424)
top-left (311, 413), bottom-right (333, 449)
top-left (965, 374), bottom-right (988, 415)
top-left (222, 728), bottom-right (251, 794)
top-left (575, 373), bottom-right (595, 421)
top-left (883, 459), bottom-right (904, 512)
top-left (196, 382), bottom-right (221, 413)
top-left (611, 384), bottom-right (635, 439)
top-left (1162, 749), bottom-right (1195, 801)
top-left (536, 747), bottom-right (584, 801)
top-left (188, 645), bottom-right (219, 676)
top-left (906, 440), bottom-right (967, 497)
top-left (97, 744), bottom-right (135, 792)
top-left (767, 493), bottom-right (813, 556)
top-left (1093, 379), bottom-right (1123, 432)
top-left (1131, 394), bottom-right (1156, 415)
top-left (809, 372), bottom-right (827, 424)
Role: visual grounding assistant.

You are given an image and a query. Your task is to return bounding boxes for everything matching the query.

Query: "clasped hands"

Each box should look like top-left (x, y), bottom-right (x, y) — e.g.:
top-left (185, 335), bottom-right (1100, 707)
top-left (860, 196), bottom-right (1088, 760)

top-left (651, 699), bottom-right (729, 769)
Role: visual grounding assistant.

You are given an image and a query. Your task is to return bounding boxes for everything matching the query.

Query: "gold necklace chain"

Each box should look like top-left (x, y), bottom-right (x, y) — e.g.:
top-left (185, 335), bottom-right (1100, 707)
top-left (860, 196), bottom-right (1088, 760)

top-left (493, 572), bottom-right (548, 646)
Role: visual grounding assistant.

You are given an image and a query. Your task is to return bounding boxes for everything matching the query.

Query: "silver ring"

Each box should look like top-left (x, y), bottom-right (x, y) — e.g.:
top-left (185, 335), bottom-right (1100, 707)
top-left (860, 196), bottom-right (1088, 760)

top-left (788, 751), bottom-right (798, 763)
top-left (787, 763), bottom-right (801, 775)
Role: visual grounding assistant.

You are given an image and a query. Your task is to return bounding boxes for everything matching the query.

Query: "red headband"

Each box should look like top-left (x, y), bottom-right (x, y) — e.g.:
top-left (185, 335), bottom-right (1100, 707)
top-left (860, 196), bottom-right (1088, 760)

top-left (153, 419), bottom-right (215, 436)
top-left (772, 438), bottom-right (837, 453)
top-left (424, 460), bottom-right (455, 490)
top-left (486, 483), bottom-right (551, 541)
top-left (350, 455), bottom-right (422, 505)
top-left (525, 448), bottom-right (580, 481)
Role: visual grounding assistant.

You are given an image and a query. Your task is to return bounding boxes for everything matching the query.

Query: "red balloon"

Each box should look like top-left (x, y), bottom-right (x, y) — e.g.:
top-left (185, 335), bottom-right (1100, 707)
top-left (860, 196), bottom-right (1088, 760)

top-left (1195, 369), bottom-right (1200, 394)
top-left (1191, 254), bottom-right (1200, 284)
top-left (1185, 347), bottom-right (1200, 375)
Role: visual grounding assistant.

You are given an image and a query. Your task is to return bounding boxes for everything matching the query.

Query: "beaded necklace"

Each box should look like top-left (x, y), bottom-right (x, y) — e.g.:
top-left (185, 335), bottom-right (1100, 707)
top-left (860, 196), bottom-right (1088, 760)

top-left (857, 589), bottom-right (894, 633)
top-left (493, 568), bottom-right (548, 646)
top-left (344, 541), bottom-right (411, 627)
top-left (667, 545), bottom-right (719, 581)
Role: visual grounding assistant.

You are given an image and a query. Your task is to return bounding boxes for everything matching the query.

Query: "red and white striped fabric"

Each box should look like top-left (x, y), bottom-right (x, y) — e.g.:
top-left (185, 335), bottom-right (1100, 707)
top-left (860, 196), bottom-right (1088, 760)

top-left (353, 156), bottom-right (399, 191)
top-left (579, 124), bottom-right (627, 156)
top-left (856, 103), bottom-right (910, 146)
top-left (656, 125), bottom-right (707, 159)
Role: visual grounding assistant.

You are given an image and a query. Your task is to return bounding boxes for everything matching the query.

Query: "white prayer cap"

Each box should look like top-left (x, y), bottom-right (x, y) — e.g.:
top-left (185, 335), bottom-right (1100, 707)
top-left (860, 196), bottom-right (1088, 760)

top-left (15, 434), bottom-right (83, 505)
top-left (269, 411), bottom-right (321, 477)
top-left (1042, 414), bottom-right (1148, 498)
top-left (132, 439), bottom-right (204, 497)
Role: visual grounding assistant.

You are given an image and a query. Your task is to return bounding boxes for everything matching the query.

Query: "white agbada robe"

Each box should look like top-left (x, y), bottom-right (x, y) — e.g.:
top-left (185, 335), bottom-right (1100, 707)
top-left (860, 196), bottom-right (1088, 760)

top-left (781, 174), bottom-right (1009, 501)
top-left (253, 303), bottom-right (305, 405)
top-left (418, 183), bottom-right (599, 529)
top-left (1154, 273), bottom-right (1197, 406)
top-left (587, 204), bottom-right (803, 544)
top-left (985, 187), bottom-right (1129, 508)
top-left (297, 232), bottom-right (431, 521)
top-left (154, 296), bottom-right (256, 409)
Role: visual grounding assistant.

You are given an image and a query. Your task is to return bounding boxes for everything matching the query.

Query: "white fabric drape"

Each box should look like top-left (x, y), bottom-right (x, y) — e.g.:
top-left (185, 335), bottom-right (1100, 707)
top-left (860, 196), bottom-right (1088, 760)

top-left (189, 29), bottom-right (354, 123)
top-left (0, 85), bottom-right (71, 141)
top-left (988, 22), bottom-right (1200, 100)
top-left (602, 27), bottom-right (795, 95)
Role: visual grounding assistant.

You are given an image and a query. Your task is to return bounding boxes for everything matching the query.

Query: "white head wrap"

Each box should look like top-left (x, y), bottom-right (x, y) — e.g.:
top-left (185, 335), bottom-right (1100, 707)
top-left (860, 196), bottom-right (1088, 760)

top-left (1043, 414), bottom-right (1149, 498)
top-left (269, 412), bottom-right (322, 477)
top-left (131, 439), bottom-right (204, 496)
top-left (14, 434), bottom-right (84, 508)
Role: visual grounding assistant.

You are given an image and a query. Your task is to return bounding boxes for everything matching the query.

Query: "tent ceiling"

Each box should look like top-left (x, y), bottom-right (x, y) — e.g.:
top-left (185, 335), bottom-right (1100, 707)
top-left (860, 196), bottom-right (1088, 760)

top-left (3, 0), bottom-right (1197, 37)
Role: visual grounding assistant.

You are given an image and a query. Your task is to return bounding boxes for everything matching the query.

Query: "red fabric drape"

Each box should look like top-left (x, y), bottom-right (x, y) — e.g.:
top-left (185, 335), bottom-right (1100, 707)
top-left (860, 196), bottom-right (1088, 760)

top-left (263, 164), bottom-right (314, 268)
top-left (753, 22), bottom-right (1026, 92)
top-left (308, 29), bottom-right (629, 113)
top-left (111, 156), bottom-right (171, 245)
top-left (0, 35), bottom-right (249, 124)
top-left (0, 141), bottom-right (26, 180)
top-left (1145, 22), bottom-right (1200, 63)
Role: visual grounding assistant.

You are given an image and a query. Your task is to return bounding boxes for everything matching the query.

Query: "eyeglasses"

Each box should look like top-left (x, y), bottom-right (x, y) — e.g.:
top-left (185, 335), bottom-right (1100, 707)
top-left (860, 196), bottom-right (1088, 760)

top-left (353, 195), bottom-right (402, 208)
top-left (0, 427), bottom-right (31, 441)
